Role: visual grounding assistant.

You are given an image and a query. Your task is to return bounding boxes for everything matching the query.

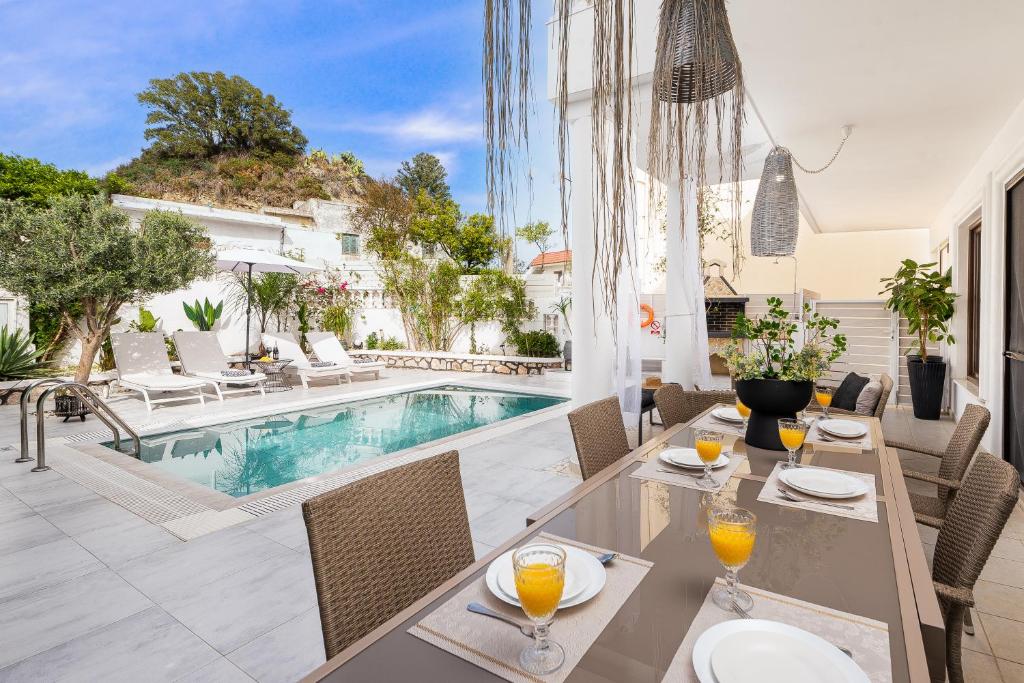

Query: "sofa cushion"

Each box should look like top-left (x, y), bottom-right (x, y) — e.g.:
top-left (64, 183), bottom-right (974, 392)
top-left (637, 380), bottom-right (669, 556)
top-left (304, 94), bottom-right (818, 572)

top-left (833, 373), bottom-right (870, 411)
top-left (855, 380), bottom-right (883, 415)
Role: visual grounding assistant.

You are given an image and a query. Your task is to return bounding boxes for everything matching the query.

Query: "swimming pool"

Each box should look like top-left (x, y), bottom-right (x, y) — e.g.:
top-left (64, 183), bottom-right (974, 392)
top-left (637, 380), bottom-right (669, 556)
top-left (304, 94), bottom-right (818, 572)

top-left (108, 385), bottom-right (565, 498)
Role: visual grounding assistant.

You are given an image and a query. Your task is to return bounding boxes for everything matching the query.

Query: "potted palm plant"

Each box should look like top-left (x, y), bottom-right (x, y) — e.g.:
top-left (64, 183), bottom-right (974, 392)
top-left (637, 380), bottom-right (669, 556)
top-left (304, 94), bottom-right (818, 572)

top-left (880, 259), bottom-right (955, 420)
top-left (722, 298), bottom-right (847, 450)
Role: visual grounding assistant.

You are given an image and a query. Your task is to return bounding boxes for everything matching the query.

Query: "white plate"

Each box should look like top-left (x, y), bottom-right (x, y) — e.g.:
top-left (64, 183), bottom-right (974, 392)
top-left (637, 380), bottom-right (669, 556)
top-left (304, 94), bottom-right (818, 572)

top-left (818, 419), bottom-right (868, 439)
top-left (779, 467), bottom-right (870, 500)
top-left (485, 545), bottom-right (607, 610)
top-left (692, 619), bottom-right (868, 683)
top-left (712, 407), bottom-right (744, 423)
top-left (659, 447), bottom-right (730, 470)
top-left (496, 560), bottom-right (585, 604)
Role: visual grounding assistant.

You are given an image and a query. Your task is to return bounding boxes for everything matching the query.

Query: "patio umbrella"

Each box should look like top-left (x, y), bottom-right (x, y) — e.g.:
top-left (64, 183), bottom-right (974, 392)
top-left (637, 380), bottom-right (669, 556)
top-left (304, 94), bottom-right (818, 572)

top-left (214, 249), bottom-right (321, 369)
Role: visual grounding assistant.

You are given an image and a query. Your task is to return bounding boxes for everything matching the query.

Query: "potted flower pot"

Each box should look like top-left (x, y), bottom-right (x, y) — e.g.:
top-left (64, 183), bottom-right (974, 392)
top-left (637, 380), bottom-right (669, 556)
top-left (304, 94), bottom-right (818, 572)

top-left (735, 379), bottom-right (813, 451)
top-left (907, 355), bottom-right (946, 420)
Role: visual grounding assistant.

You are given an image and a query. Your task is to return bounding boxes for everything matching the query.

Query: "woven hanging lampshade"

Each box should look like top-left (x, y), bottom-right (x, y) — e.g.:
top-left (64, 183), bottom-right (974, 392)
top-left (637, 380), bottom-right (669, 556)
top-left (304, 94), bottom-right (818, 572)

top-left (751, 147), bottom-right (799, 257)
top-left (656, 0), bottom-right (740, 103)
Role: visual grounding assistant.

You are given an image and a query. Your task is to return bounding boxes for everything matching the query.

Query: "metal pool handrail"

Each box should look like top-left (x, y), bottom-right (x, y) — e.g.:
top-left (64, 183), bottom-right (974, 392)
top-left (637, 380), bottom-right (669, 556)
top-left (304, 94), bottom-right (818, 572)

top-left (28, 381), bottom-right (140, 472)
top-left (17, 378), bottom-right (66, 463)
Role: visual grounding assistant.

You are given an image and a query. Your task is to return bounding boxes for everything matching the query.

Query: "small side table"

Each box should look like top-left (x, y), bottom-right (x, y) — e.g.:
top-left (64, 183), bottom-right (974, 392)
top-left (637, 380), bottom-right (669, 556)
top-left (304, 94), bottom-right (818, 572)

top-left (253, 358), bottom-right (293, 392)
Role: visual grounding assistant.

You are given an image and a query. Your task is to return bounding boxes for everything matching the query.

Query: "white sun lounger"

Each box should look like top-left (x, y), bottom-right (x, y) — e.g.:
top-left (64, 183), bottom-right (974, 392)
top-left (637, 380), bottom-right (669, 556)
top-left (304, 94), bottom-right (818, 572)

top-left (172, 331), bottom-right (266, 400)
top-left (110, 332), bottom-right (209, 412)
top-left (261, 333), bottom-right (351, 389)
top-left (307, 332), bottom-right (385, 380)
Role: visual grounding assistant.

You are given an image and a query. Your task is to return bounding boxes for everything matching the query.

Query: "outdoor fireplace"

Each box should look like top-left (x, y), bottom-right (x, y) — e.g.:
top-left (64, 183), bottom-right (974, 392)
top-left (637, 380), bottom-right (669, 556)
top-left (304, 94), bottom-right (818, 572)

top-left (704, 270), bottom-right (748, 375)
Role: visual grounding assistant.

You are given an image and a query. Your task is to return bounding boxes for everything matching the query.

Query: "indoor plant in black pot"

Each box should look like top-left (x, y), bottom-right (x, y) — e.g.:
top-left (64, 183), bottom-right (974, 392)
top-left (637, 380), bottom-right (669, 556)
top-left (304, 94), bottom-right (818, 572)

top-left (722, 297), bottom-right (847, 450)
top-left (880, 259), bottom-right (955, 420)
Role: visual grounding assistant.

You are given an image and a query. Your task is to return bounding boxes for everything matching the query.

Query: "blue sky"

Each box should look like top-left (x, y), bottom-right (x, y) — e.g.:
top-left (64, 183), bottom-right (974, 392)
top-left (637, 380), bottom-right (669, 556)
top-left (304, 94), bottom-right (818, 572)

top-left (0, 0), bottom-right (560, 258)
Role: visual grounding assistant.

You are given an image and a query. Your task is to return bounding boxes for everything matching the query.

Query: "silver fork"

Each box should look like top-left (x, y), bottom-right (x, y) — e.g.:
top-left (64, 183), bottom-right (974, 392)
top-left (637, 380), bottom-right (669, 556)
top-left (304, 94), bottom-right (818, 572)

top-left (777, 488), bottom-right (856, 510)
top-left (467, 602), bottom-right (534, 638)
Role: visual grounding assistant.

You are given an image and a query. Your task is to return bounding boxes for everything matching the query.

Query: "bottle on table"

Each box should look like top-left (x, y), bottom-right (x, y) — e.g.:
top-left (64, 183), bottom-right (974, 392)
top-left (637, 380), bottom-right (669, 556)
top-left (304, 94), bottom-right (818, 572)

top-left (272, 343), bottom-right (279, 360)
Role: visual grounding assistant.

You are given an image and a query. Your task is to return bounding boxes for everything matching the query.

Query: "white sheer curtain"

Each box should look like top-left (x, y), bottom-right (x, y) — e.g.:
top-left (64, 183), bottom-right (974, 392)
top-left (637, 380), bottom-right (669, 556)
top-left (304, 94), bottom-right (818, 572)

top-left (683, 183), bottom-right (712, 388)
top-left (615, 219), bottom-right (643, 425)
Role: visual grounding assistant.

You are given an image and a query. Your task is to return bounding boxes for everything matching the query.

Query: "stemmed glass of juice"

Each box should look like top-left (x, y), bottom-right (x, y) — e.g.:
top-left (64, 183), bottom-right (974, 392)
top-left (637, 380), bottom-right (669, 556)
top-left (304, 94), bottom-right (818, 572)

top-left (735, 398), bottom-right (751, 432)
top-left (778, 418), bottom-right (809, 469)
top-left (513, 544), bottom-right (566, 674)
top-left (708, 506), bottom-right (757, 612)
top-left (693, 429), bottom-right (724, 490)
top-left (815, 385), bottom-right (834, 418)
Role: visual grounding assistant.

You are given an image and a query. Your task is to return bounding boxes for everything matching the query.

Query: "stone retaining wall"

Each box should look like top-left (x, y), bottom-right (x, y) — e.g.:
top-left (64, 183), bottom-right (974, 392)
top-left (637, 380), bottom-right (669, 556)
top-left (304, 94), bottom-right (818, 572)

top-left (349, 351), bottom-right (564, 376)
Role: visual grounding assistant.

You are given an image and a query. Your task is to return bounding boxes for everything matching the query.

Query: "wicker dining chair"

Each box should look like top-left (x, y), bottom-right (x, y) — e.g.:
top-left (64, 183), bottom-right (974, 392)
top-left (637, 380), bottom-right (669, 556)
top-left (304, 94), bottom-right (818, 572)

top-left (886, 404), bottom-right (990, 528)
top-left (653, 384), bottom-right (737, 430)
top-left (302, 450), bottom-right (475, 658)
top-left (930, 452), bottom-right (1020, 683)
top-left (567, 395), bottom-right (631, 480)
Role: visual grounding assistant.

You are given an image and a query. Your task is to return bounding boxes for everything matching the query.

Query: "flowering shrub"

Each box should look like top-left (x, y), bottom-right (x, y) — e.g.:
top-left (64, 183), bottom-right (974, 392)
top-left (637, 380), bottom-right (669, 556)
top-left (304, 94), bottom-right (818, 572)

top-left (722, 297), bottom-right (847, 382)
top-left (299, 268), bottom-right (363, 341)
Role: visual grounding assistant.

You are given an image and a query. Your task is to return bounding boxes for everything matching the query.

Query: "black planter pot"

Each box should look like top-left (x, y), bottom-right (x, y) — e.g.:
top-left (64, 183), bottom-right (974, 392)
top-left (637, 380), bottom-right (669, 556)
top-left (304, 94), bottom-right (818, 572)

top-left (735, 379), bottom-right (813, 451)
top-left (907, 355), bottom-right (946, 420)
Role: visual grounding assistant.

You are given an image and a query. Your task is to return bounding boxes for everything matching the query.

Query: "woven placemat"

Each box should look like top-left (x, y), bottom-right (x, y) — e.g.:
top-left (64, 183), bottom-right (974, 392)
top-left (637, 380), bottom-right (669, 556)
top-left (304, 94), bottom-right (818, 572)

top-left (409, 533), bottom-right (652, 683)
top-left (806, 416), bottom-right (873, 451)
top-left (665, 578), bottom-right (891, 682)
top-left (691, 410), bottom-right (746, 438)
top-left (757, 462), bottom-right (879, 523)
top-left (630, 452), bottom-right (746, 493)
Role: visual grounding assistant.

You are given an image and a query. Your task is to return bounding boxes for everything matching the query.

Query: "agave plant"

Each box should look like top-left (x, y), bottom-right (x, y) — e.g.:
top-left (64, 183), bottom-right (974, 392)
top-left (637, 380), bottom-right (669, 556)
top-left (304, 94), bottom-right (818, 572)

top-left (0, 326), bottom-right (44, 379)
top-left (183, 298), bottom-right (224, 331)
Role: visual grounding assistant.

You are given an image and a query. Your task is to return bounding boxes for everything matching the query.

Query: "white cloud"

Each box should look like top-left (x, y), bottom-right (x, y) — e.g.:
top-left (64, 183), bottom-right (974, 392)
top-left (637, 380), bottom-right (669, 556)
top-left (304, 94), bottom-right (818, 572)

top-left (312, 105), bottom-right (480, 145)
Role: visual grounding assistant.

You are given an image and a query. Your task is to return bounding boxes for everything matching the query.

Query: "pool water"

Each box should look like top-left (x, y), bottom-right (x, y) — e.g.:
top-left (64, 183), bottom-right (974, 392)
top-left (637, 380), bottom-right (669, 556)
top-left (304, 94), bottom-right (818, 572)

top-left (110, 385), bottom-right (565, 498)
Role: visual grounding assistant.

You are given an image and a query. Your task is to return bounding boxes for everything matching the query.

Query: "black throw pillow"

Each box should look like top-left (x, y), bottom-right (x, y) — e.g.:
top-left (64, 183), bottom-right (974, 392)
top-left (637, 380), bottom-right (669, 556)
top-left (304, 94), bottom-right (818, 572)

top-left (832, 373), bottom-right (870, 411)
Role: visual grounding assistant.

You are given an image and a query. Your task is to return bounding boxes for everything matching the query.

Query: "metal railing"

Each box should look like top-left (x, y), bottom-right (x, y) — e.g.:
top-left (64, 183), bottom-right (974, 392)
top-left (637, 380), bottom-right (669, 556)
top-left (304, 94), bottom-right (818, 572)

top-left (17, 379), bottom-right (140, 472)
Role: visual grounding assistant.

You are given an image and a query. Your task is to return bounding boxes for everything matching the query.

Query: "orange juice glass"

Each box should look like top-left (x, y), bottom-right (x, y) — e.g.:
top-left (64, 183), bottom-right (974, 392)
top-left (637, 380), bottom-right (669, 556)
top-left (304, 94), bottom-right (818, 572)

top-left (513, 544), bottom-right (566, 674)
top-left (693, 429), bottom-right (724, 490)
top-left (708, 507), bottom-right (757, 612)
top-left (778, 418), bottom-right (808, 469)
top-left (815, 385), bottom-right (834, 418)
top-left (735, 398), bottom-right (751, 432)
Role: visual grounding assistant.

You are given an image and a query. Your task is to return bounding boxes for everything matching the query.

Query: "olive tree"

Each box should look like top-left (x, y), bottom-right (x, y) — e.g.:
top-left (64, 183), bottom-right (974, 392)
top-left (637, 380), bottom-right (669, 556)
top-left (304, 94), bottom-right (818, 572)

top-left (0, 194), bottom-right (216, 382)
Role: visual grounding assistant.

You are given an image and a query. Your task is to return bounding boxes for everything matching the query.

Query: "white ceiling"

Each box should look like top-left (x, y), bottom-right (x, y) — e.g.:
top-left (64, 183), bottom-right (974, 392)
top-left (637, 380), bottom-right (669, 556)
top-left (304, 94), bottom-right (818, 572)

top-left (727, 0), bottom-right (1024, 233)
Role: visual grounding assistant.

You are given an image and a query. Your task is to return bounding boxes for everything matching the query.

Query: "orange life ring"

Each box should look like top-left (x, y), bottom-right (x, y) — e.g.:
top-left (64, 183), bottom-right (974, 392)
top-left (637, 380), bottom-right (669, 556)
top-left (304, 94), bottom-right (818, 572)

top-left (640, 304), bottom-right (654, 328)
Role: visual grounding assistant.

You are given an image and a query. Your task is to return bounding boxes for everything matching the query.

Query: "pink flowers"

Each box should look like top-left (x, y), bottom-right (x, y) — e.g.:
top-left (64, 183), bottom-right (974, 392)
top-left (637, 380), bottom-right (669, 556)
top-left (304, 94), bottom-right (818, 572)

top-left (339, 281), bottom-right (349, 291)
top-left (316, 286), bottom-right (326, 294)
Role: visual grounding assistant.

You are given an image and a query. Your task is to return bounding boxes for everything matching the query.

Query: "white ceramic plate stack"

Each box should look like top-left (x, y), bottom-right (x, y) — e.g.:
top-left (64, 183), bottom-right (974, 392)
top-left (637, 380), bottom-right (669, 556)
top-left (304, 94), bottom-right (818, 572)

top-left (692, 620), bottom-right (869, 683)
top-left (817, 419), bottom-right (869, 440)
top-left (711, 407), bottom-right (744, 424)
top-left (778, 467), bottom-right (870, 500)
top-left (659, 447), bottom-right (730, 470)
top-left (485, 545), bottom-right (607, 609)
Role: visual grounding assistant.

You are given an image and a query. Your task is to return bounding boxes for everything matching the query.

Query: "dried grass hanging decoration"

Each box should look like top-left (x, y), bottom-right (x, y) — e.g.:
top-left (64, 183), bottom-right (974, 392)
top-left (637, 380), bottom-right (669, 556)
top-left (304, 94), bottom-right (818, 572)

top-left (647, 0), bottom-right (745, 276)
top-left (482, 0), bottom-right (532, 239)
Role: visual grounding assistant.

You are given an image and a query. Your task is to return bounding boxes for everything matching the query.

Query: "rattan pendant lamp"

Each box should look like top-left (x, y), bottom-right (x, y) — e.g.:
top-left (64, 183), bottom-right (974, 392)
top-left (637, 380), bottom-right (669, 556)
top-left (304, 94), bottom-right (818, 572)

top-left (656, 0), bottom-right (740, 103)
top-left (751, 126), bottom-right (853, 257)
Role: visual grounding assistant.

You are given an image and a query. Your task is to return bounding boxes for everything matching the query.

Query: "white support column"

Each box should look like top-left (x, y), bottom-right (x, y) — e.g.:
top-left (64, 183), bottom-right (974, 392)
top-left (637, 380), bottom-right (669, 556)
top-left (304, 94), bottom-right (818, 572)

top-left (663, 180), bottom-right (696, 386)
top-left (569, 114), bottom-right (616, 405)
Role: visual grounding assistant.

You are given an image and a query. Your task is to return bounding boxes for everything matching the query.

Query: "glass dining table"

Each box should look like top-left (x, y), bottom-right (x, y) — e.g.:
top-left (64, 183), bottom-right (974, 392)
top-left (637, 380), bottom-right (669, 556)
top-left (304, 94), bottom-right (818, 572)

top-left (305, 408), bottom-right (944, 682)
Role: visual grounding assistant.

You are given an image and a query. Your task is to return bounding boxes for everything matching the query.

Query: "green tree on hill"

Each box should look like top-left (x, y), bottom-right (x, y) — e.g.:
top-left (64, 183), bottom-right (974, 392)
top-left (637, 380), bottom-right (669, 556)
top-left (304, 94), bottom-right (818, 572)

top-left (396, 152), bottom-right (451, 201)
top-left (137, 71), bottom-right (308, 159)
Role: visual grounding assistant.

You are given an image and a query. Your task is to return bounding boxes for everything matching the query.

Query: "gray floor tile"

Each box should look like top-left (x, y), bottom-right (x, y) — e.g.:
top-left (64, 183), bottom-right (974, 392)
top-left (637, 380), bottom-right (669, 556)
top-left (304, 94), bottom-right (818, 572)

top-left (462, 489), bottom-right (512, 522)
top-left (0, 537), bottom-right (103, 601)
top-left (159, 552), bottom-right (317, 654)
top-left (470, 499), bottom-right (537, 547)
top-left (0, 606), bottom-right (220, 682)
top-left (174, 657), bottom-right (255, 682)
top-left (227, 608), bottom-right (324, 683)
top-left (0, 495), bottom-right (34, 524)
top-left (241, 506), bottom-right (309, 551)
top-left (42, 495), bottom-right (148, 537)
top-left (8, 478), bottom-right (102, 514)
top-left (118, 527), bottom-right (293, 603)
top-left (0, 568), bottom-right (152, 669)
top-left (473, 540), bottom-right (496, 560)
top-left (0, 513), bottom-right (65, 556)
top-left (75, 518), bottom-right (181, 569)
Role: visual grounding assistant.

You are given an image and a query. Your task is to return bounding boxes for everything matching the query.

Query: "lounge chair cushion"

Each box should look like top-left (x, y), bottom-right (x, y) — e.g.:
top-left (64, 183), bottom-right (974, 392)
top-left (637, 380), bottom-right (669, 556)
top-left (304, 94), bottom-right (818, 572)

top-left (192, 371), bottom-right (267, 383)
top-left (120, 374), bottom-right (206, 390)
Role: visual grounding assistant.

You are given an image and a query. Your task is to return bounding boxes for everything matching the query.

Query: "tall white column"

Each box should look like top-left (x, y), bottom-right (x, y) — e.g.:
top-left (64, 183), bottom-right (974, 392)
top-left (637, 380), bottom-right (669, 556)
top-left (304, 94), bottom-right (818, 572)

top-left (569, 115), bottom-right (616, 405)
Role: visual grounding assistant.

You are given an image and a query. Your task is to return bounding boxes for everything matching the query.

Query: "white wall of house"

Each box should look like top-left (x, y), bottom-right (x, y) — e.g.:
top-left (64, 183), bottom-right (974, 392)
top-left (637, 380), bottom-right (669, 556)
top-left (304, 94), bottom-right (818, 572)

top-left (0, 291), bottom-right (29, 335)
top-left (926, 94), bottom-right (1024, 455)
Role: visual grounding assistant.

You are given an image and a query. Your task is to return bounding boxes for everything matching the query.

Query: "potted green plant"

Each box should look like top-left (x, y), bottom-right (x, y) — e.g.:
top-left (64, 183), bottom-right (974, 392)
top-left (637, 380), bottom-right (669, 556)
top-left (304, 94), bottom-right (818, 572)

top-left (880, 259), bottom-right (955, 420)
top-left (723, 298), bottom-right (847, 450)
